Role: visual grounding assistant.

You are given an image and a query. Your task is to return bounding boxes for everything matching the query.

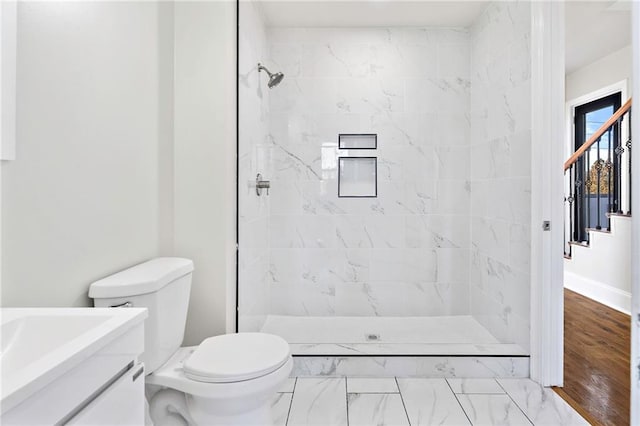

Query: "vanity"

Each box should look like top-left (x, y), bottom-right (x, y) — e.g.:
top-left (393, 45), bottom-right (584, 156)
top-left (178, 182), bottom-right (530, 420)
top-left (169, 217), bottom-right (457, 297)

top-left (1, 308), bottom-right (147, 425)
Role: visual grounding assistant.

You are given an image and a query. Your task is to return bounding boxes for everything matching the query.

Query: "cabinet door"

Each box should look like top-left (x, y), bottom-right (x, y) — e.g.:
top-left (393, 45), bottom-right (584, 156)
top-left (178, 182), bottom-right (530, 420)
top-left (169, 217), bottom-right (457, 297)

top-left (67, 363), bottom-right (145, 426)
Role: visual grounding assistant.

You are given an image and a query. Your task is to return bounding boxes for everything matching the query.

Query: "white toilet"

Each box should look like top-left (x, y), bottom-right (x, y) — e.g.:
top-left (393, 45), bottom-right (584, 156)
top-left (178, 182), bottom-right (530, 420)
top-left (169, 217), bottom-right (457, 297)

top-left (89, 257), bottom-right (293, 426)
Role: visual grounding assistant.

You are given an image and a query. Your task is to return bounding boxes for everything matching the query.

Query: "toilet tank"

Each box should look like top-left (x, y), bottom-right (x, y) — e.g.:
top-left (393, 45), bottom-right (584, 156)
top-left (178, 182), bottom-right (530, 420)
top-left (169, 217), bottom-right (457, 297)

top-left (88, 258), bottom-right (194, 374)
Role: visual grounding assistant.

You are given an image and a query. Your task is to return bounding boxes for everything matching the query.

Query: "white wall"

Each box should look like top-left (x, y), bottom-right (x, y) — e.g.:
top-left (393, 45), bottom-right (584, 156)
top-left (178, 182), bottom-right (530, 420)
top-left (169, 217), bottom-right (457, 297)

top-left (630, 4), bottom-right (639, 423)
top-left (158, 2), bottom-right (175, 256)
top-left (1, 1), bottom-right (237, 345)
top-left (2, 2), bottom-right (163, 307)
top-left (1, 1), bottom-right (17, 161)
top-left (564, 216), bottom-right (632, 313)
top-left (566, 45), bottom-right (633, 102)
top-left (173, 1), bottom-right (236, 344)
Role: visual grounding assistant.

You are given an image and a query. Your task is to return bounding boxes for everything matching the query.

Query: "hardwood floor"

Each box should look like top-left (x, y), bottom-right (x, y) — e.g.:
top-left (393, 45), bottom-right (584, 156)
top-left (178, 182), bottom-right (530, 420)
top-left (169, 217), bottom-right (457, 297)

top-left (554, 289), bottom-right (630, 426)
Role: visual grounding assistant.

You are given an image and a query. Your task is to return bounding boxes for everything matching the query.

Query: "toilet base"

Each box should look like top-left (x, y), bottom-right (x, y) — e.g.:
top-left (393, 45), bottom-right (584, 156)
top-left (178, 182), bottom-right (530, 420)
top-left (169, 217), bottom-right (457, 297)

top-left (187, 394), bottom-right (273, 426)
top-left (148, 388), bottom-right (276, 426)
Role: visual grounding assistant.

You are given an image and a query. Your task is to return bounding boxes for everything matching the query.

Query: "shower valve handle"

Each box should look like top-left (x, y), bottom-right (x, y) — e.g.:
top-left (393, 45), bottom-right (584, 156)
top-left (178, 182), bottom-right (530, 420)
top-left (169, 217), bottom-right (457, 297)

top-left (256, 173), bottom-right (270, 196)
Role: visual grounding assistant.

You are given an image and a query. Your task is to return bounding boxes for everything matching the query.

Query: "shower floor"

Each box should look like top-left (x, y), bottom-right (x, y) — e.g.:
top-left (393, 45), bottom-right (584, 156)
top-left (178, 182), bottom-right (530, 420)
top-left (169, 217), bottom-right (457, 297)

top-left (260, 315), bottom-right (527, 356)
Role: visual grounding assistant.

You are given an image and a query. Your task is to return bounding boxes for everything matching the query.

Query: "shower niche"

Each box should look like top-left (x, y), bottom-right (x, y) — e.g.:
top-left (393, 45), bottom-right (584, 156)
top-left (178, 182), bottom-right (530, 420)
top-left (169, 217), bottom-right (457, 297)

top-left (238, 0), bottom-right (533, 366)
top-left (338, 134), bottom-right (377, 150)
top-left (338, 157), bottom-right (377, 198)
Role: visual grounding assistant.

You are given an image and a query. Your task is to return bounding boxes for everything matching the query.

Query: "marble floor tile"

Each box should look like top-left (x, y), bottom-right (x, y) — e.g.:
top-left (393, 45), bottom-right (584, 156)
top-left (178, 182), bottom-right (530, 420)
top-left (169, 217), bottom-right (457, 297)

top-left (272, 392), bottom-right (293, 426)
top-left (287, 378), bottom-right (348, 426)
top-left (348, 393), bottom-right (410, 426)
top-left (457, 394), bottom-right (533, 426)
top-left (397, 378), bottom-right (471, 425)
top-left (347, 378), bottom-right (400, 393)
top-left (447, 378), bottom-right (505, 394)
top-left (271, 376), bottom-right (588, 426)
top-left (497, 379), bottom-right (590, 425)
top-left (279, 377), bottom-right (297, 393)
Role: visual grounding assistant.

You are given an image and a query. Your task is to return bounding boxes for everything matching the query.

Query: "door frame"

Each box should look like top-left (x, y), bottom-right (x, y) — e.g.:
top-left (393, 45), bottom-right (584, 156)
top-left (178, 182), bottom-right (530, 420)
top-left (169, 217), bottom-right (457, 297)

top-left (573, 92), bottom-right (622, 240)
top-left (630, 3), bottom-right (639, 423)
top-left (566, 81), bottom-right (628, 165)
top-left (533, 6), bottom-right (640, 424)
top-left (529, 0), bottom-right (565, 386)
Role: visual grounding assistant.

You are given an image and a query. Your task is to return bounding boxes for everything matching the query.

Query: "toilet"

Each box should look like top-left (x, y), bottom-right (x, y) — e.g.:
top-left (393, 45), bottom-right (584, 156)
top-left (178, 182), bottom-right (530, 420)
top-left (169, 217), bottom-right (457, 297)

top-left (88, 257), bottom-right (293, 426)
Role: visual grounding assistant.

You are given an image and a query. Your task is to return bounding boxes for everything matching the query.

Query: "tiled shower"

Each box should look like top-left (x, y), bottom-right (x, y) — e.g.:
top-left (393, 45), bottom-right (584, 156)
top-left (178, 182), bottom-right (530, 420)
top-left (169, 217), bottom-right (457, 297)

top-left (239, 1), bottom-right (532, 356)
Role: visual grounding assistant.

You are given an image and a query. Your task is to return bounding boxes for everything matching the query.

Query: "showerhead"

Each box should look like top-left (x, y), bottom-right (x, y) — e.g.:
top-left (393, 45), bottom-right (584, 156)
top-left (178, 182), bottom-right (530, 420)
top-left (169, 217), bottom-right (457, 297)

top-left (258, 63), bottom-right (284, 88)
top-left (268, 71), bottom-right (284, 88)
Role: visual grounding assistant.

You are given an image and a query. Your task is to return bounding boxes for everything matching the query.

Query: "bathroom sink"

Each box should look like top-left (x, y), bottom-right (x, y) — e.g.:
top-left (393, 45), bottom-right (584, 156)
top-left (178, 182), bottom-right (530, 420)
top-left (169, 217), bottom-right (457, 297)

top-left (2, 314), bottom-right (112, 372)
top-left (0, 308), bottom-right (147, 414)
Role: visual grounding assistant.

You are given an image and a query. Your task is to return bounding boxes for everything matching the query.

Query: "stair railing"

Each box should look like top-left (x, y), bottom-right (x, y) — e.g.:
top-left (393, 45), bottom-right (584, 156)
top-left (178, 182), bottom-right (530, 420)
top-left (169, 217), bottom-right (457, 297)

top-left (564, 98), bottom-right (632, 257)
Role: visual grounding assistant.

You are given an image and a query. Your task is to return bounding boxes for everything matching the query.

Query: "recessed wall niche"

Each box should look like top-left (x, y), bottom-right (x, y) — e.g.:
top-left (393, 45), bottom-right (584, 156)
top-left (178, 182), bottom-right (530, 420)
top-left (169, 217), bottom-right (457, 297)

top-left (338, 157), bottom-right (377, 198)
top-left (338, 134), bottom-right (377, 149)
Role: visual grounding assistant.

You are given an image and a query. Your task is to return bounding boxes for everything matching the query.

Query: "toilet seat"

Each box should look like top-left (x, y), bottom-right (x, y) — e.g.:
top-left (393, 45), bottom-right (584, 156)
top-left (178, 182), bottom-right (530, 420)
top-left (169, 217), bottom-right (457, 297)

top-left (146, 339), bottom-right (293, 399)
top-left (183, 333), bottom-right (290, 383)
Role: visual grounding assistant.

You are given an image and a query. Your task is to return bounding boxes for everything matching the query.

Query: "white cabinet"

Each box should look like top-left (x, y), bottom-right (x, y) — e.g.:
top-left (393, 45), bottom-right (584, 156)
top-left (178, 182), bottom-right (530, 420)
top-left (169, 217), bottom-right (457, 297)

top-left (68, 363), bottom-right (145, 426)
top-left (1, 314), bottom-right (146, 426)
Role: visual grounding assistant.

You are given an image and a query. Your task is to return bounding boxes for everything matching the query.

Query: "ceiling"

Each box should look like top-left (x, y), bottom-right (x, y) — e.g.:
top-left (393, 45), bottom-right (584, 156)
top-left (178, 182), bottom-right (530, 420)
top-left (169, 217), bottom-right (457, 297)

top-left (257, 0), bottom-right (632, 74)
top-left (259, 1), bottom-right (490, 28)
top-left (565, 1), bottom-right (631, 74)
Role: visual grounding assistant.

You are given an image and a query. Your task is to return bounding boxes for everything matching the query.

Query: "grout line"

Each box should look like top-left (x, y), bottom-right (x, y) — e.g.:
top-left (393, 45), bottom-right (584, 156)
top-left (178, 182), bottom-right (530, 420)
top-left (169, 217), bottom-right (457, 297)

top-left (446, 378), bottom-right (473, 425)
top-left (395, 377), bottom-right (412, 426)
top-left (451, 392), bottom-right (507, 395)
top-left (284, 377), bottom-right (297, 426)
top-left (496, 379), bottom-right (535, 426)
top-left (445, 378), bottom-right (507, 396)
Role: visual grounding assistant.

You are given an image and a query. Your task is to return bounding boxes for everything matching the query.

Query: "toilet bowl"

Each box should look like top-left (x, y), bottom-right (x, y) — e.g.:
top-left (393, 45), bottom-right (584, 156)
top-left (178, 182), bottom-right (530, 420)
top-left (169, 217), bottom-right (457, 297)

top-left (89, 258), bottom-right (292, 425)
top-left (148, 334), bottom-right (293, 426)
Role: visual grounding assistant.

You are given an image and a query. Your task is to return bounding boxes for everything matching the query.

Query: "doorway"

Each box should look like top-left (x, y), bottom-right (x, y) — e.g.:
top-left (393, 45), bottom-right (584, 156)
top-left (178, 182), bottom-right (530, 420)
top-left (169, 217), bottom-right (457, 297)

top-left (573, 92), bottom-right (622, 242)
top-left (561, 87), bottom-right (632, 425)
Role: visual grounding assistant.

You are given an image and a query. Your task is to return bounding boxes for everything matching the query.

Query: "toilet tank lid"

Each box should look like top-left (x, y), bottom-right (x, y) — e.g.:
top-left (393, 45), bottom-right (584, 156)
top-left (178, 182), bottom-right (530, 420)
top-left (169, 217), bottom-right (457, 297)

top-left (89, 257), bottom-right (194, 299)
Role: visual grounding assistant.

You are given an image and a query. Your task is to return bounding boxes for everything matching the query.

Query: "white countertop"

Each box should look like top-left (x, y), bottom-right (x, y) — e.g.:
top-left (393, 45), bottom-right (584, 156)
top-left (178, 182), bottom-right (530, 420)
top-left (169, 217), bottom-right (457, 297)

top-left (0, 307), bottom-right (147, 414)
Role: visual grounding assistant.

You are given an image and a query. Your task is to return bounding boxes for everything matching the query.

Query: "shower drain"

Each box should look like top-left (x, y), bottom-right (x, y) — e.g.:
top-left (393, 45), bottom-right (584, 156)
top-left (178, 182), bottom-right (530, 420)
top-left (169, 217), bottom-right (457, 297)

top-left (365, 333), bottom-right (381, 341)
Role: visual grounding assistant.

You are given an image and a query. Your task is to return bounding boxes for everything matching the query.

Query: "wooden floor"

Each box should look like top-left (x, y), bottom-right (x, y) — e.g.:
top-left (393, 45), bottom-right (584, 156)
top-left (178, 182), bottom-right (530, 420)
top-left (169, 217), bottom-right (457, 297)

top-left (554, 289), bottom-right (630, 426)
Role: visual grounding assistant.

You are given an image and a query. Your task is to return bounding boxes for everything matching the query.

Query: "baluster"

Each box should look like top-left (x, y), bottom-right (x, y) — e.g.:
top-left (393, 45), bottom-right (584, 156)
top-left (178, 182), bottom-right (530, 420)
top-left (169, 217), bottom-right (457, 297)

top-left (585, 148), bottom-right (590, 242)
top-left (596, 137), bottom-right (602, 230)
top-left (606, 127), bottom-right (613, 231)
top-left (564, 194), bottom-right (568, 256)
top-left (571, 166), bottom-right (584, 241)
top-left (615, 117), bottom-right (625, 214)
top-left (628, 110), bottom-right (633, 215)
top-left (568, 166), bottom-right (574, 256)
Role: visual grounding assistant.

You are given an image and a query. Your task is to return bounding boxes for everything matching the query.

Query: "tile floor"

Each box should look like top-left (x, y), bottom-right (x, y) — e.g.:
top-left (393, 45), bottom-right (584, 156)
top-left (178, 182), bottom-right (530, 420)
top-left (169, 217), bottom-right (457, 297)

top-left (272, 377), bottom-right (590, 426)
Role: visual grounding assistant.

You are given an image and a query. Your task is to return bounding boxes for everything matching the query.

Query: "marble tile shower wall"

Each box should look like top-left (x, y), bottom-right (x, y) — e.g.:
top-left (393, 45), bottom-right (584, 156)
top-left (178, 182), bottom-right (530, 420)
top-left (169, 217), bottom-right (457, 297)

top-left (469, 2), bottom-right (532, 351)
top-left (265, 28), bottom-right (472, 318)
top-left (238, 1), bottom-right (272, 332)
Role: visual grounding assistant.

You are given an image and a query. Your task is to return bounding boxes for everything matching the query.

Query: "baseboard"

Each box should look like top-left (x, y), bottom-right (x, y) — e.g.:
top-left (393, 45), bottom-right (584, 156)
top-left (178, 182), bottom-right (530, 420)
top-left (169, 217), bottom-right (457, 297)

top-left (552, 387), bottom-right (602, 426)
top-left (564, 271), bottom-right (631, 315)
